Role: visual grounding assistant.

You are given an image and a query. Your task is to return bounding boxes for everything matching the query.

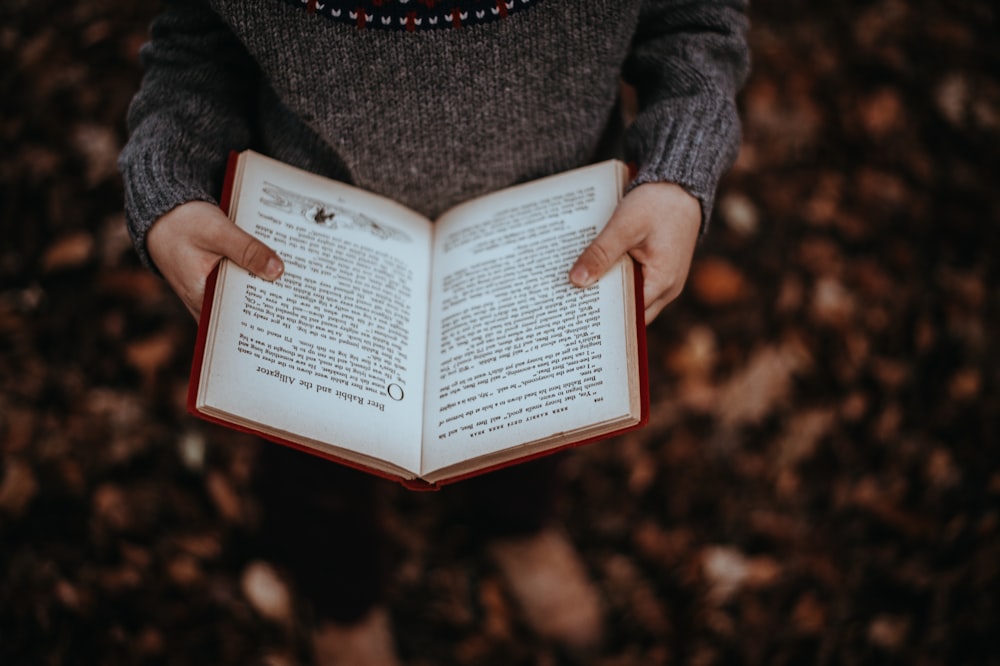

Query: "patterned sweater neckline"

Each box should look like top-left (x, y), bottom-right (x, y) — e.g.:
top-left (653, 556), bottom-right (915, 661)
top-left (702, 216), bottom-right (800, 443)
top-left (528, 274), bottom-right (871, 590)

top-left (286, 0), bottom-right (544, 31)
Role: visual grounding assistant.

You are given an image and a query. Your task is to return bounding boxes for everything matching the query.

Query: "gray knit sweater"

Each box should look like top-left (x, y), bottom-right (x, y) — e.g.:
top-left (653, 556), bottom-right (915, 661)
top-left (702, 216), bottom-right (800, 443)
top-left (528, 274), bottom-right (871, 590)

top-left (119, 0), bottom-right (749, 269)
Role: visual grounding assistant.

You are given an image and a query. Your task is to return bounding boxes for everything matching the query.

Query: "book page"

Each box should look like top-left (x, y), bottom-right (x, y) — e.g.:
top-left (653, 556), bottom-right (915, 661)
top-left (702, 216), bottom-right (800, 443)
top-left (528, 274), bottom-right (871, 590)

top-left (421, 161), bottom-right (636, 475)
top-left (197, 152), bottom-right (432, 475)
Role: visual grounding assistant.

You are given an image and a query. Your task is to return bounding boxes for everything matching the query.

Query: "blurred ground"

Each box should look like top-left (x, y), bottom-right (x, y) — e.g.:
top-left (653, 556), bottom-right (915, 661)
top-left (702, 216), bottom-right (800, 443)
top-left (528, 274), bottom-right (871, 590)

top-left (2, 1), bottom-right (999, 664)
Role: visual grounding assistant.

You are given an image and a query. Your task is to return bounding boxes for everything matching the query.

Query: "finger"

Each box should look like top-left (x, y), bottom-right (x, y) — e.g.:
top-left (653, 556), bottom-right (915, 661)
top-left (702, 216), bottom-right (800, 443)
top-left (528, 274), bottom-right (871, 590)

top-left (154, 252), bottom-right (208, 321)
top-left (640, 253), bottom-right (694, 324)
top-left (636, 265), bottom-right (669, 325)
top-left (643, 291), bottom-right (673, 326)
top-left (181, 293), bottom-right (201, 321)
top-left (204, 219), bottom-right (284, 281)
top-left (569, 216), bottom-right (640, 288)
top-left (165, 251), bottom-right (214, 321)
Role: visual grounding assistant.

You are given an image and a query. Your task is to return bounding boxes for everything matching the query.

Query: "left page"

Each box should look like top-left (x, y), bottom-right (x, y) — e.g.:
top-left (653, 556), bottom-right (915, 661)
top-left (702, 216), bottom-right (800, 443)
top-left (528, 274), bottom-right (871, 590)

top-left (194, 151), bottom-right (433, 477)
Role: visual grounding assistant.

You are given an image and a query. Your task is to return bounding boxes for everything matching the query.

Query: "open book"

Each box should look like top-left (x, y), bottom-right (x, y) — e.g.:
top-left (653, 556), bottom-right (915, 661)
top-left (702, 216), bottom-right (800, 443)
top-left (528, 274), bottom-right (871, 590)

top-left (189, 150), bottom-right (648, 489)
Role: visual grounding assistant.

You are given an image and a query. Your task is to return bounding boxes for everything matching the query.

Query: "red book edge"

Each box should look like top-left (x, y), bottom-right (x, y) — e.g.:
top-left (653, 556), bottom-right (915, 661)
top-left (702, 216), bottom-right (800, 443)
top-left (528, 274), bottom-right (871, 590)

top-left (186, 153), bottom-right (650, 491)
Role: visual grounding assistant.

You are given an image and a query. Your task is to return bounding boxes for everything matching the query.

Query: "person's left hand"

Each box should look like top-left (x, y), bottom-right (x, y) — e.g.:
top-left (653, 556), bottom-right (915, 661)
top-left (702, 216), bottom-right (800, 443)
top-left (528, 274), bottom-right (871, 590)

top-left (569, 181), bottom-right (702, 324)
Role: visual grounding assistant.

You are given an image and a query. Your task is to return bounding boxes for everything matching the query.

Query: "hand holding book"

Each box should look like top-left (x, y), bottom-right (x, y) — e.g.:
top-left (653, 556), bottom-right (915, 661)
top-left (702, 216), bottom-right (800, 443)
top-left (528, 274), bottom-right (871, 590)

top-left (147, 200), bottom-right (285, 319)
top-left (570, 181), bottom-right (702, 325)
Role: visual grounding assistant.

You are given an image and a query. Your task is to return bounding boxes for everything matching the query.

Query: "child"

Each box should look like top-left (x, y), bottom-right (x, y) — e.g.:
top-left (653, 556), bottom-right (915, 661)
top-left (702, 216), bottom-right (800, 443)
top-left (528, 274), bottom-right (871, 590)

top-left (120, 1), bottom-right (749, 663)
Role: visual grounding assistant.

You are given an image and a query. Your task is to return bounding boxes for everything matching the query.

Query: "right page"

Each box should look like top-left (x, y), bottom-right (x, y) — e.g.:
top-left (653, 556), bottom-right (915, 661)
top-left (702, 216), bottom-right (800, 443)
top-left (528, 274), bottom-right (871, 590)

top-left (421, 160), bottom-right (641, 478)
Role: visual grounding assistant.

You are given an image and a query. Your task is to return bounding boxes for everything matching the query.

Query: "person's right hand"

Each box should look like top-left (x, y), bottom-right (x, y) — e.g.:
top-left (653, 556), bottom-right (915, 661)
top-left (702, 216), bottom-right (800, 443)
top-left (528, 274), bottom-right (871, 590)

top-left (147, 200), bottom-right (284, 319)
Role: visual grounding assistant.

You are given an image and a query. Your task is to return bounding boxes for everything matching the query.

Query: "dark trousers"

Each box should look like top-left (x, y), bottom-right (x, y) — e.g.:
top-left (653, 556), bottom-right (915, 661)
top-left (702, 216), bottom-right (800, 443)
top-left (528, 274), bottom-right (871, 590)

top-left (253, 442), bottom-right (560, 623)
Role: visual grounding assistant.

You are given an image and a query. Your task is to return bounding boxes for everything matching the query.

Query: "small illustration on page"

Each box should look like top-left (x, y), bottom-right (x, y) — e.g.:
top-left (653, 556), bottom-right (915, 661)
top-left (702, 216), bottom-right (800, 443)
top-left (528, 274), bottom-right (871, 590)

top-left (260, 182), bottom-right (412, 243)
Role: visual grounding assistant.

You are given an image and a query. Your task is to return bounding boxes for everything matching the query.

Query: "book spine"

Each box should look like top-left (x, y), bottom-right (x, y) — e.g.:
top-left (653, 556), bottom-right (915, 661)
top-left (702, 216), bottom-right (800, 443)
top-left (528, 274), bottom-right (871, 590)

top-left (219, 150), bottom-right (239, 215)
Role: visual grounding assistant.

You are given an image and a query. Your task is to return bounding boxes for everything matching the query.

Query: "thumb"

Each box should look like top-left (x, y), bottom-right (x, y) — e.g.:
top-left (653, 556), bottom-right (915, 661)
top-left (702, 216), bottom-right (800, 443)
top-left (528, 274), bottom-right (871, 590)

top-left (569, 220), bottom-right (635, 288)
top-left (210, 219), bottom-right (285, 281)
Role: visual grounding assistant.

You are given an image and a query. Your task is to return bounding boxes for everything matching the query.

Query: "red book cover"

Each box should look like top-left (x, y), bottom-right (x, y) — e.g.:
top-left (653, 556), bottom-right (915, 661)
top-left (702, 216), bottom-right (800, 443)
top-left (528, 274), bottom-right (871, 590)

top-left (186, 152), bottom-right (649, 490)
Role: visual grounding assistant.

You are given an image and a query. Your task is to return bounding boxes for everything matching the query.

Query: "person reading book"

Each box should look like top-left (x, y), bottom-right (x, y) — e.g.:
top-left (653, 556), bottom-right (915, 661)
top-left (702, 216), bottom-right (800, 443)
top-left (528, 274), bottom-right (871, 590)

top-left (119, 1), bottom-right (749, 663)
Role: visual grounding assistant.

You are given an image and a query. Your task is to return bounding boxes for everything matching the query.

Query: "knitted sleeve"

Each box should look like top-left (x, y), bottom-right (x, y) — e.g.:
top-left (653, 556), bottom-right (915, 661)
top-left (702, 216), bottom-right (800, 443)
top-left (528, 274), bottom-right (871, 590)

top-left (622, 0), bottom-right (750, 232)
top-left (118, 0), bottom-right (259, 269)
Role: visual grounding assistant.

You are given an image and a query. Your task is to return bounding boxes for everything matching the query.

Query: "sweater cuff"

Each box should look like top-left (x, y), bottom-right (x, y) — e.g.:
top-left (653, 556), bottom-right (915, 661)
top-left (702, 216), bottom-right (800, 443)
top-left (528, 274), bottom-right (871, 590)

top-left (624, 95), bottom-right (742, 236)
top-left (119, 142), bottom-right (226, 271)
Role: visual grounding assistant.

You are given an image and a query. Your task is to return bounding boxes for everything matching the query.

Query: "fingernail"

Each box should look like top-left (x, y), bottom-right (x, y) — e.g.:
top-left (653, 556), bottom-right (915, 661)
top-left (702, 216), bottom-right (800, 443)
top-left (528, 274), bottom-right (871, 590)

top-left (569, 266), bottom-right (590, 287)
top-left (264, 256), bottom-right (284, 280)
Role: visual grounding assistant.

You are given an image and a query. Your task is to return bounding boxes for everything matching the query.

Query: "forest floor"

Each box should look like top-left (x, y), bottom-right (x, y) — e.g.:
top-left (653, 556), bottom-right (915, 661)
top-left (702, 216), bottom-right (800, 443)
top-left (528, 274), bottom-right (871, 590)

top-left (2, 1), bottom-right (999, 664)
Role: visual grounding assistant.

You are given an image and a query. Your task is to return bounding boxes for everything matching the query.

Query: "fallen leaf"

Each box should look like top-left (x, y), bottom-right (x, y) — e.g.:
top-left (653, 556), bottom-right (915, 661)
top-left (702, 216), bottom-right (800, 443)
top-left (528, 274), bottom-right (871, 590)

top-left (718, 191), bottom-right (759, 236)
top-left (792, 592), bottom-right (827, 635)
top-left (98, 269), bottom-right (170, 302)
top-left (1, 407), bottom-right (35, 454)
top-left (690, 257), bottom-right (748, 306)
top-left (0, 457), bottom-right (38, 517)
top-left (859, 87), bottom-right (904, 138)
top-left (41, 232), bottom-right (94, 272)
top-left (925, 447), bottom-right (962, 491)
top-left (177, 430), bottom-right (208, 472)
top-left (775, 408), bottom-right (836, 469)
top-left (856, 168), bottom-right (909, 212)
top-left (167, 554), bottom-right (202, 587)
top-left (803, 172), bottom-right (844, 227)
top-left (632, 521), bottom-right (694, 567)
top-left (241, 561), bottom-right (294, 625)
top-left (701, 546), bottom-right (781, 604)
top-left (666, 325), bottom-right (718, 378)
top-left (948, 367), bottom-right (981, 401)
top-left (204, 471), bottom-right (243, 526)
top-left (125, 333), bottom-right (177, 387)
top-left (810, 276), bottom-right (856, 328)
top-left (776, 275), bottom-right (805, 313)
top-left (173, 532), bottom-right (223, 561)
top-left (714, 343), bottom-right (807, 428)
top-left (478, 577), bottom-right (512, 639)
top-left (91, 483), bottom-right (132, 532)
top-left (54, 579), bottom-right (88, 612)
top-left (868, 614), bottom-right (910, 651)
top-left (72, 123), bottom-right (120, 186)
top-left (630, 585), bottom-right (671, 634)
top-left (798, 237), bottom-right (843, 277)
top-left (935, 72), bottom-right (969, 126)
